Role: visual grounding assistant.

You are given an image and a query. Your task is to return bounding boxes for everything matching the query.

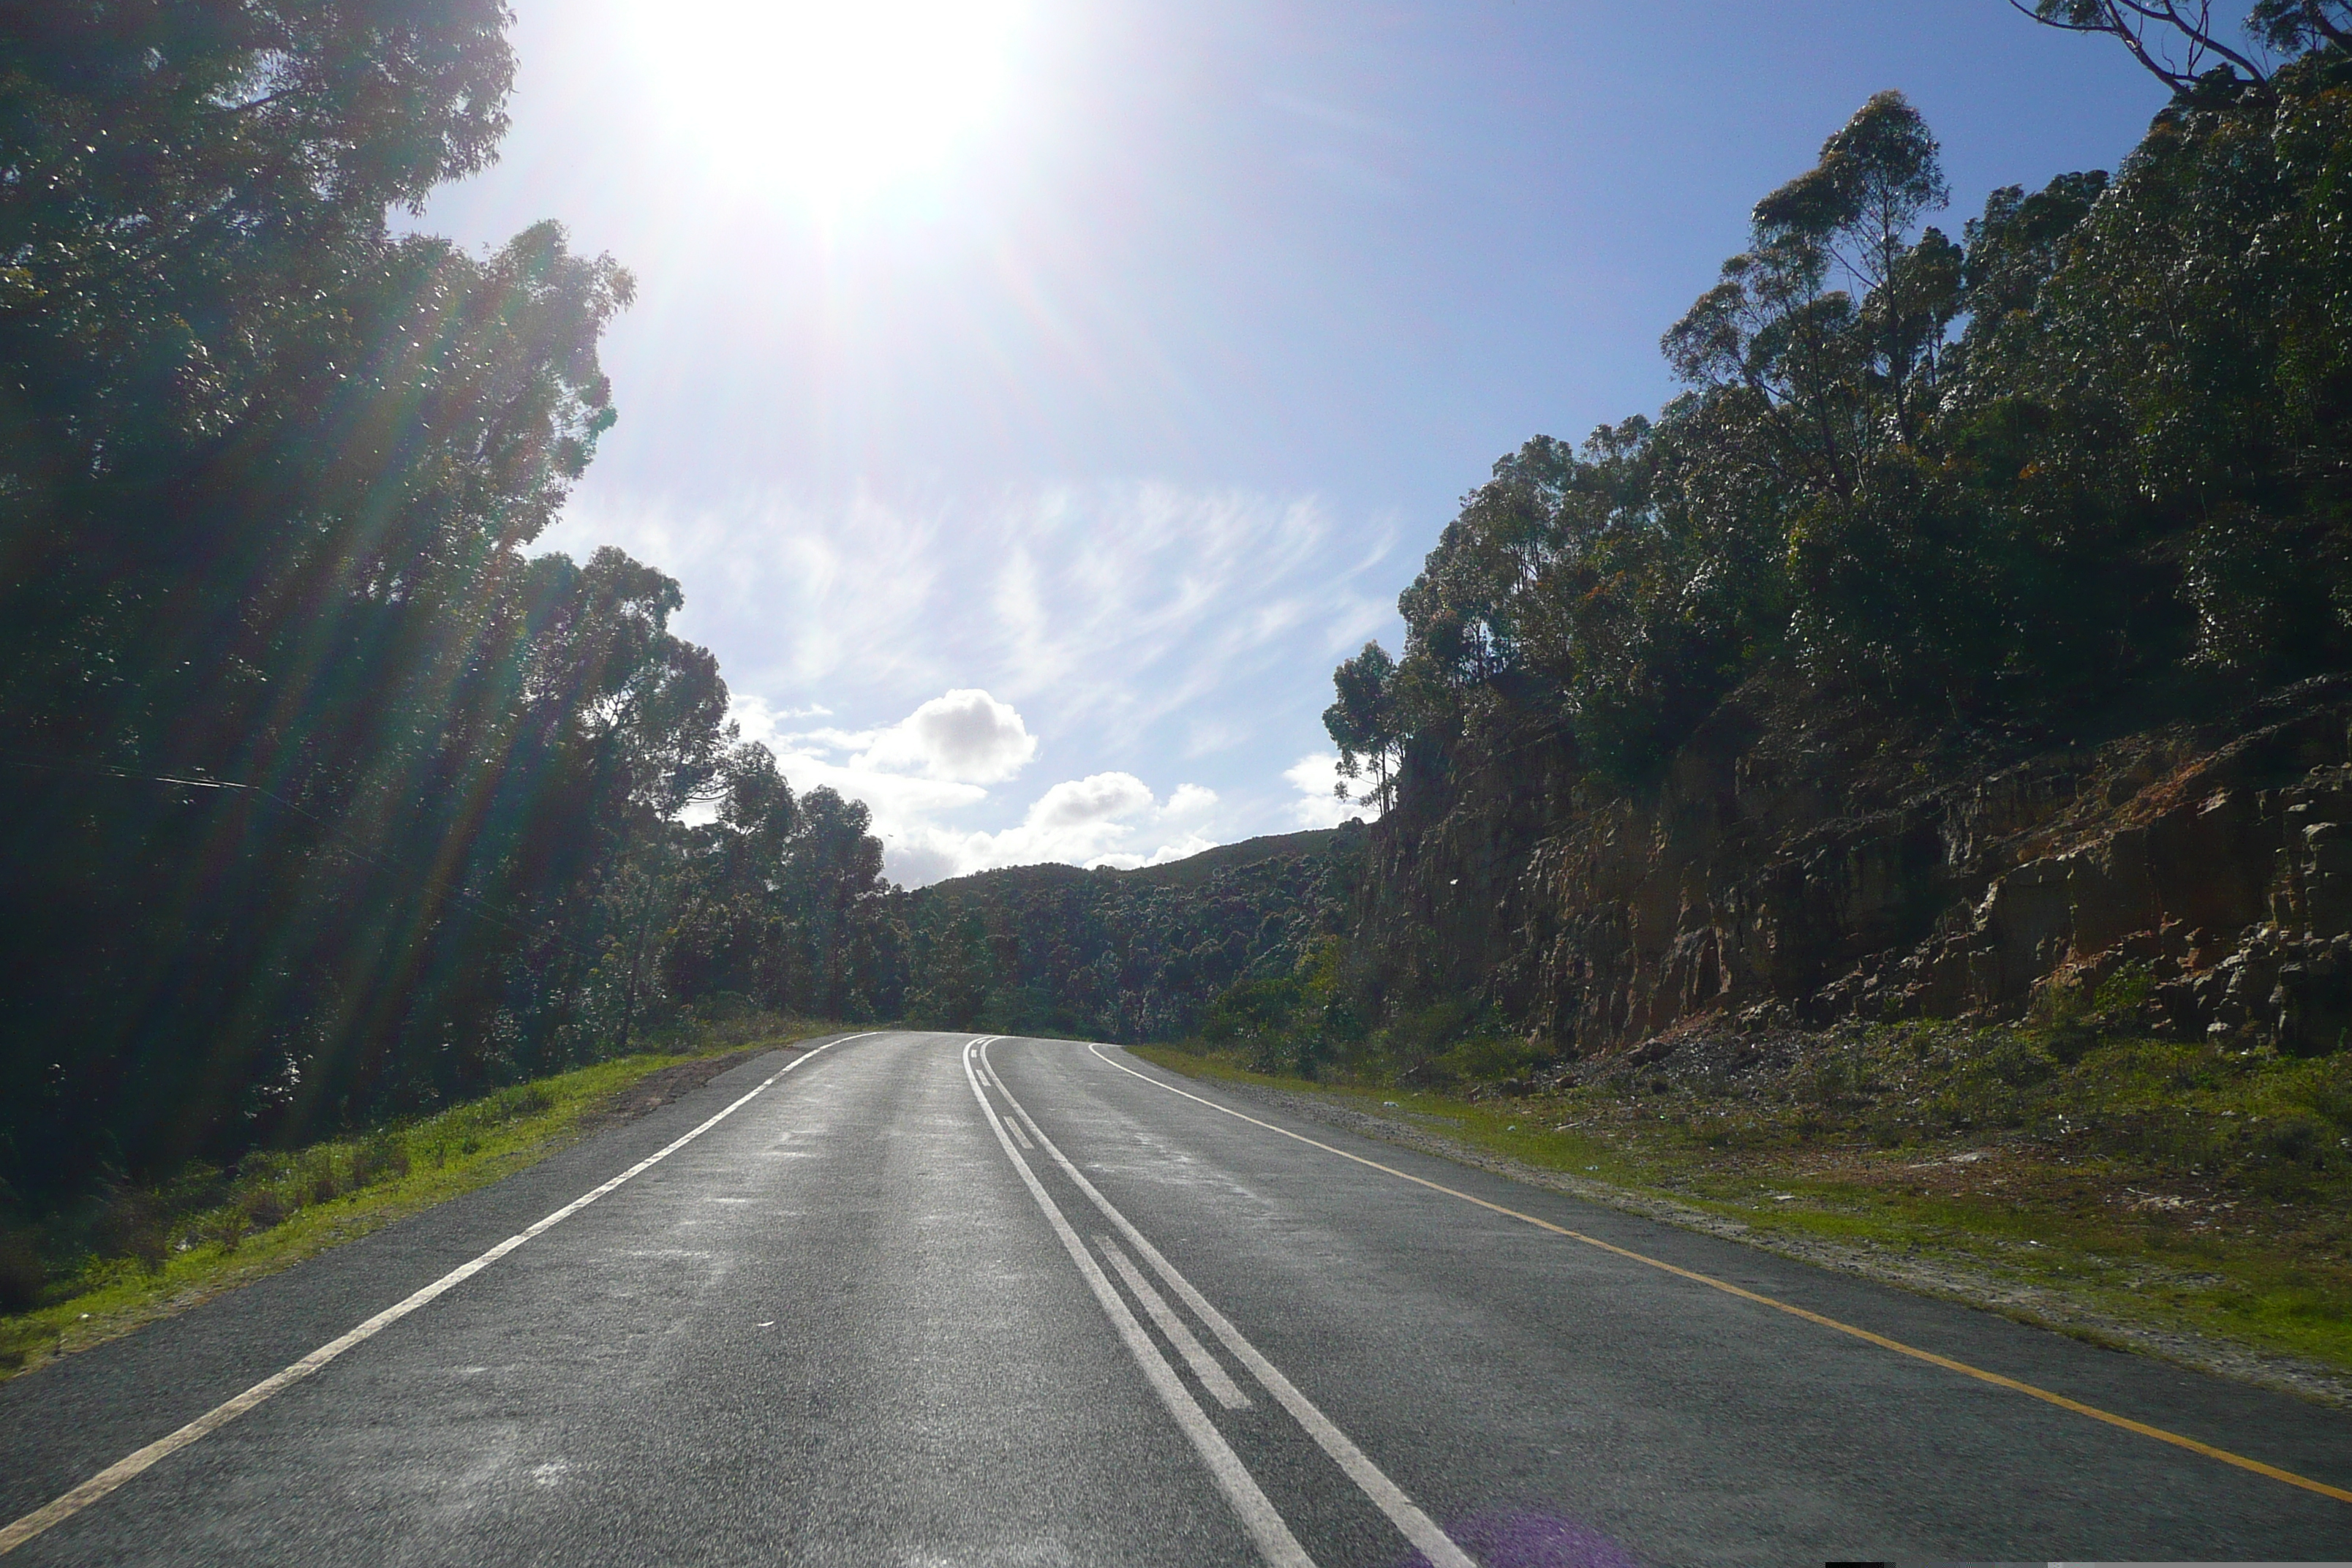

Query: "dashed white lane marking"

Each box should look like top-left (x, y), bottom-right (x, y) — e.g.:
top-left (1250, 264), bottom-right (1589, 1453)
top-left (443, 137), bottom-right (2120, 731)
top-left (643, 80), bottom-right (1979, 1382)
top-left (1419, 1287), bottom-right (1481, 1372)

top-left (0, 1032), bottom-right (882, 1558)
top-left (1093, 1235), bottom-right (1251, 1411)
top-left (981, 1039), bottom-right (1476, 1568)
top-left (960, 1039), bottom-right (1314, 1568)
top-left (997, 1090), bottom-right (1036, 1150)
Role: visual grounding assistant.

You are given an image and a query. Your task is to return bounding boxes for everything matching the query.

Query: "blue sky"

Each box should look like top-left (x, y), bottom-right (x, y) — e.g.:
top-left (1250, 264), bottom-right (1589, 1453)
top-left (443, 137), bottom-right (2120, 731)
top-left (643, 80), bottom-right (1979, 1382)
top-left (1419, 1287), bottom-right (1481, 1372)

top-left (417, 0), bottom-right (2169, 884)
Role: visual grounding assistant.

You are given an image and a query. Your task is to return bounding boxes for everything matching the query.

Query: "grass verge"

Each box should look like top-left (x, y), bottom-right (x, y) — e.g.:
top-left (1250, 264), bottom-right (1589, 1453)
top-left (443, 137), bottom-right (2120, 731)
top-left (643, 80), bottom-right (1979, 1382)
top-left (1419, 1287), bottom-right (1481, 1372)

top-left (1134, 1026), bottom-right (2352, 1403)
top-left (0, 1019), bottom-right (840, 1382)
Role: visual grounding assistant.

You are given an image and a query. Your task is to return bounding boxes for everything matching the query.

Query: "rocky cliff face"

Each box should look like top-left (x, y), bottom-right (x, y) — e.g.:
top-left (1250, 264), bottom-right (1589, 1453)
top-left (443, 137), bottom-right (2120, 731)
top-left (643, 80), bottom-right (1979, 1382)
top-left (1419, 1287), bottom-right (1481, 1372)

top-left (1362, 677), bottom-right (2352, 1058)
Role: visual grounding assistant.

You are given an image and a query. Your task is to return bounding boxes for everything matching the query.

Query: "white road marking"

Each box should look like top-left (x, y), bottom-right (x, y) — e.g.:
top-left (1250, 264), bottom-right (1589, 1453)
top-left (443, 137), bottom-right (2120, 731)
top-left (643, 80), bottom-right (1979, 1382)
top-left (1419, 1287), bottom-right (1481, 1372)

top-left (986, 1039), bottom-right (1477, 1568)
top-left (0, 1032), bottom-right (881, 1558)
top-left (960, 1039), bottom-right (1315, 1568)
top-left (998, 1093), bottom-right (1036, 1150)
top-left (1093, 1234), bottom-right (1251, 1411)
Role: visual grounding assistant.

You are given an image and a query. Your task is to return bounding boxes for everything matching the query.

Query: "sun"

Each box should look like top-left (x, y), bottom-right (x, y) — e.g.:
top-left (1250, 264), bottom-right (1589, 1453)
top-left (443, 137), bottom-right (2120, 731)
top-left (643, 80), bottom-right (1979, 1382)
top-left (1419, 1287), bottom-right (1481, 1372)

top-left (631, 0), bottom-right (1029, 208)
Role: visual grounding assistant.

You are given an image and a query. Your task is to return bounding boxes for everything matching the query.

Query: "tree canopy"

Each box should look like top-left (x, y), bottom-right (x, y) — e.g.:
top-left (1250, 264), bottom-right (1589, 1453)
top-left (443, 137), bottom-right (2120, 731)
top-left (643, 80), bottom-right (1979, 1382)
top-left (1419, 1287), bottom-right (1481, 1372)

top-left (0, 3), bottom-right (900, 1203)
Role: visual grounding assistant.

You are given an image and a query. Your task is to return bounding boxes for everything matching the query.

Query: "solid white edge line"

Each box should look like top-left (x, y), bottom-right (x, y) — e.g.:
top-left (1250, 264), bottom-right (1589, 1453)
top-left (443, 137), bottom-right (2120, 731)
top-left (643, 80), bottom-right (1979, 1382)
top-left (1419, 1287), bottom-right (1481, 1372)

top-left (987, 1039), bottom-right (1477, 1568)
top-left (1095, 1234), bottom-right (1252, 1411)
top-left (0, 1031), bottom-right (881, 1558)
top-left (959, 1039), bottom-right (1314, 1568)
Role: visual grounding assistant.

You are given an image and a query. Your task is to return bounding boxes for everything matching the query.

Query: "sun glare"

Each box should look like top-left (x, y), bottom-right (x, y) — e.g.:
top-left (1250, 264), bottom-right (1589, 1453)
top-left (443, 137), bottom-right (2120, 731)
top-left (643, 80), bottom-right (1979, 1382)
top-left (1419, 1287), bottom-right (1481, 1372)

top-left (634, 0), bottom-right (1028, 208)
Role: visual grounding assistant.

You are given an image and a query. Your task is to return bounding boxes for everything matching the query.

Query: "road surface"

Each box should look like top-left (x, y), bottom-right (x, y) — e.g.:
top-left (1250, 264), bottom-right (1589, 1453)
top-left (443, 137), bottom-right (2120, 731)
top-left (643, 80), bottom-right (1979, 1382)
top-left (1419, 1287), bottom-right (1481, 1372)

top-left (1, 1030), bottom-right (2345, 1565)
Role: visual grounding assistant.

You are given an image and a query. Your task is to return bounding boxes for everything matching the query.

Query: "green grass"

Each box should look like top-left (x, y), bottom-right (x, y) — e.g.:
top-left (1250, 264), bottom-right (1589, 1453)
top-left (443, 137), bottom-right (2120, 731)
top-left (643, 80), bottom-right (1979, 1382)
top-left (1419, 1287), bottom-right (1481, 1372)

top-left (0, 1020), bottom-right (837, 1380)
top-left (1134, 1034), bottom-right (2352, 1388)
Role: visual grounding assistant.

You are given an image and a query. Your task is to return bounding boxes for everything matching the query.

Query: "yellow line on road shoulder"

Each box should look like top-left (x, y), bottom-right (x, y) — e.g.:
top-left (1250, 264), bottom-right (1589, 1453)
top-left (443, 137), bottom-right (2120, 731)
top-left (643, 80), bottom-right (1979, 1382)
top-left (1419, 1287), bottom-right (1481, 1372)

top-left (1087, 1044), bottom-right (2352, 1508)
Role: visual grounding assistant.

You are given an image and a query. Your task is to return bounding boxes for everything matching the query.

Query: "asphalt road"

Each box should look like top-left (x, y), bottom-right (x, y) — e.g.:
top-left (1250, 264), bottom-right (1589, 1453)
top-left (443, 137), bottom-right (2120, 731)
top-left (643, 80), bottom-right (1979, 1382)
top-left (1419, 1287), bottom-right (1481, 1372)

top-left (1, 1030), bottom-right (2346, 1566)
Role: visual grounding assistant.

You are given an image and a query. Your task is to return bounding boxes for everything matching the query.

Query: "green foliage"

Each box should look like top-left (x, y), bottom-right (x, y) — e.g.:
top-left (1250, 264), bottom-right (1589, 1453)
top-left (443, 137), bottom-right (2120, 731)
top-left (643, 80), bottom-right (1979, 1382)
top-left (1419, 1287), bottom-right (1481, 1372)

top-left (1324, 643), bottom-right (1401, 811)
top-left (1336, 34), bottom-right (2352, 1032)
top-left (1197, 938), bottom-right (1373, 1077)
top-left (0, 1232), bottom-right (41, 1315)
top-left (0, 6), bottom-right (900, 1212)
top-left (895, 829), bottom-right (1368, 1046)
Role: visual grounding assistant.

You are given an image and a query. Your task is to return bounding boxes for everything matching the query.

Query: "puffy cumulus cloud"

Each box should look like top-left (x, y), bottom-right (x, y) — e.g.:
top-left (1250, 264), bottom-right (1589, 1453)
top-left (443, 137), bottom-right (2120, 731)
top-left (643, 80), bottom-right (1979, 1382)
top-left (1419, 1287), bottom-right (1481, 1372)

top-left (740, 688), bottom-right (1035, 785)
top-left (853, 689), bottom-right (1036, 783)
top-left (731, 690), bottom-right (1221, 886)
top-left (1283, 752), bottom-right (1374, 830)
top-left (880, 772), bottom-right (1225, 884)
top-left (1026, 771), bottom-right (1156, 831)
top-left (1161, 782), bottom-right (1218, 821)
top-left (730, 690), bottom-right (988, 844)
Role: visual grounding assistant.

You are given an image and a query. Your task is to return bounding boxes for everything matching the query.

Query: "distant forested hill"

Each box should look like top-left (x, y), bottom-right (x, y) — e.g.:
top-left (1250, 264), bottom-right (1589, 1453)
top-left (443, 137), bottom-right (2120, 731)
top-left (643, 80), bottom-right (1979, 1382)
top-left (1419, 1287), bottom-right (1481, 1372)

top-left (886, 824), bottom-right (1367, 1042)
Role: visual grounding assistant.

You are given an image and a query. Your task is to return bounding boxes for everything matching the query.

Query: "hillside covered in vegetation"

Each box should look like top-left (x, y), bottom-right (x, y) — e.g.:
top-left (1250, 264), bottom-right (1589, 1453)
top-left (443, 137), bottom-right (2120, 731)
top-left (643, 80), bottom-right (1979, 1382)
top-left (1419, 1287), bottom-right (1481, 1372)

top-left (1255, 5), bottom-right (2352, 1087)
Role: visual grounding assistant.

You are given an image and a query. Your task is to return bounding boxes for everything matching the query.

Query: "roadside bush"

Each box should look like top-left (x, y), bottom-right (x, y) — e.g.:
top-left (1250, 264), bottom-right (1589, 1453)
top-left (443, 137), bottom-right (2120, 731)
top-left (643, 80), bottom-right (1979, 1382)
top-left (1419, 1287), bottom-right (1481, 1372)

top-left (296, 1153), bottom-right (344, 1208)
top-left (491, 1085), bottom-right (554, 1121)
top-left (350, 1136), bottom-right (410, 1190)
top-left (92, 1189), bottom-right (169, 1273)
top-left (0, 1229), bottom-right (44, 1312)
top-left (200, 1207), bottom-right (248, 1253)
top-left (1408, 1028), bottom-right (1548, 1090)
top-left (2289, 1062), bottom-right (2352, 1131)
top-left (1980, 1037), bottom-right (2057, 1089)
top-left (239, 1187), bottom-right (290, 1229)
top-left (1803, 1054), bottom-right (1858, 1107)
top-left (2255, 1116), bottom-right (2333, 1172)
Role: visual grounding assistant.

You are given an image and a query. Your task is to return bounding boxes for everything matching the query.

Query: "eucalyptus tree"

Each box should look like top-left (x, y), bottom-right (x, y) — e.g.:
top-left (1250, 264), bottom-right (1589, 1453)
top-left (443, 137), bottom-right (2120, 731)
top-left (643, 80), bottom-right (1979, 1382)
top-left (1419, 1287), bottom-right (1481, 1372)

top-left (1325, 641), bottom-right (1402, 812)
top-left (0, 4), bottom-right (764, 1197)
top-left (2019, 1), bottom-right (2350, 92)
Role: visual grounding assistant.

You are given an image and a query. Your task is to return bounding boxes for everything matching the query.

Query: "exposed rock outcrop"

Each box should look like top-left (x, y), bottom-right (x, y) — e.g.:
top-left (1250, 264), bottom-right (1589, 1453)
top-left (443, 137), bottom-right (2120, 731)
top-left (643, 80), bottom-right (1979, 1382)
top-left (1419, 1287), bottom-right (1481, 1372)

top-left (1361, 677), bottom-right (2352, 1057)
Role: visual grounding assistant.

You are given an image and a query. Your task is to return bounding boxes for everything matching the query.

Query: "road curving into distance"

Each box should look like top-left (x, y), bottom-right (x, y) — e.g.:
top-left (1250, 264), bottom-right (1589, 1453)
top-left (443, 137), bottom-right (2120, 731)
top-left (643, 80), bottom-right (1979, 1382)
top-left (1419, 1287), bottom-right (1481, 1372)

top-left (0, 1030), bottom-right (2345, 1565)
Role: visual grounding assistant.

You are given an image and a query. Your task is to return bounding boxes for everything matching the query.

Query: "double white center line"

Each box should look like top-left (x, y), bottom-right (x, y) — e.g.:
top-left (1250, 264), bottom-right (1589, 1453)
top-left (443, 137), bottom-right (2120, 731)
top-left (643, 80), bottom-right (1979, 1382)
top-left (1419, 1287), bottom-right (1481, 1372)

top-left (961, 1037), bottom-right (1474, 1568)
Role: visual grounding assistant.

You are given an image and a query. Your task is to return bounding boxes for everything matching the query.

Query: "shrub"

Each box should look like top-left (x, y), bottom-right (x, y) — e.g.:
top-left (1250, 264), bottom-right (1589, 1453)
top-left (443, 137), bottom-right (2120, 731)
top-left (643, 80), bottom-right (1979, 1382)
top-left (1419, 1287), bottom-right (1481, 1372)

top-left (0, 1230), bottom-right (45, 1313)
top-left (201, 1207), bottom-right (248, 1253)
top-left (2255, 1116), bottom-right (2332, 1172)
top-left (1981, 1037), bottom-right (2057, 1089)
top-left (92, 1189), bottom-right (169, 1273)
top-left (350, 1137), bottom-right (410, 1190)
top-left (239, 1187), bottom-right (290, 1229)
top-left (297, 1153), bottom-right (344, 1208)
top-left (492, 1085), bottom-right (554, 1120)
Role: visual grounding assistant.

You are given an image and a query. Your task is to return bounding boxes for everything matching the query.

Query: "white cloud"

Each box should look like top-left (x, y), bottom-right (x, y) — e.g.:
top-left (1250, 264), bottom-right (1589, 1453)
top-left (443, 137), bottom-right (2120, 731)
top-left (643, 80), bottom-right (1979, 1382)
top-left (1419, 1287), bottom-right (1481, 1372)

top-left (1095, 832), bottom-right (1218, 872)
top-left (546, 478), bottom-right (1400, 764)
top-left (875, 771), bottom-right (1226, 885)
top-left (1284, 751), bottom-right (1374, 831)
top-left (1161, 782), bottom-right (1218, 821)
top-left (852, 688), bottom-right (1036, 783)
top-left (777, 750), bottom-right (990, 823)
top-left (1027, 772), bottom-right (1156, 830)
top-left (739, 688), bottom-right (1034, 785)
top-left (545, 478), bottom-right (1407, 881)
top-left (733, 689), bottom-right (1223, 885)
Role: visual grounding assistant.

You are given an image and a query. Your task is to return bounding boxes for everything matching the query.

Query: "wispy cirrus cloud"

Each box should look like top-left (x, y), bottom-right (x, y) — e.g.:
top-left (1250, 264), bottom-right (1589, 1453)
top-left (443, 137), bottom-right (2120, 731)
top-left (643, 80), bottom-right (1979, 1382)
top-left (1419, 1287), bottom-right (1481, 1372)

top-left (541, 478), bottom-right (1404, 881)
top-left (554, 480), bottom-right (1395, 743)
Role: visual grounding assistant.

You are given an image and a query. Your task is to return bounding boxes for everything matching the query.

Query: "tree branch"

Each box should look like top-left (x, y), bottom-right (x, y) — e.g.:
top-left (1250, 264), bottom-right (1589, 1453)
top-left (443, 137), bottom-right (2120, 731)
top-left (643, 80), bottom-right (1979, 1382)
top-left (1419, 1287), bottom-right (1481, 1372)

top-left (2011, 0), bottom-right (2269, 91)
